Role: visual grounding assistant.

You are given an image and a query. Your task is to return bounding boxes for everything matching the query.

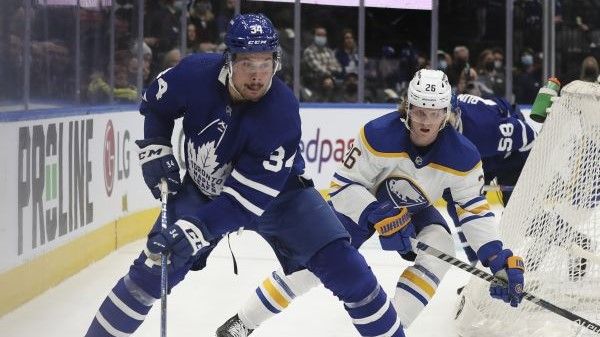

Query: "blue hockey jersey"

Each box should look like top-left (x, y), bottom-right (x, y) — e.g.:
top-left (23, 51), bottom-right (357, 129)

top-left (457, 94), bottom-right (538, 178)
top-left (457, 94), bottom-right (537, 158)
top-left (139, 53), bottom-right (305, 233)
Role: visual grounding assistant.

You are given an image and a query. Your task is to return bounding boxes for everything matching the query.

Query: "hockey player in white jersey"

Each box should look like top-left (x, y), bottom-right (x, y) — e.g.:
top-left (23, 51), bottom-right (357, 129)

top-left (215, 69), bottom-right (525, 336)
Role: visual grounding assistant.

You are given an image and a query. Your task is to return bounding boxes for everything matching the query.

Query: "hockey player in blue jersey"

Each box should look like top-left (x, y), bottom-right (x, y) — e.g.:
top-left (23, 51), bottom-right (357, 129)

top-left (453, 88), bottom-right (596, 279)
top-left (84, 14), bottom-right (405, 337)
top-left (215, 69), bottom-right (525, 337)
top-left (432, 90), bottom-right (592, 280)
top-left (453, 93), bottom-right (536, 205)
top-left (445, 93), bottom-right (538, 264)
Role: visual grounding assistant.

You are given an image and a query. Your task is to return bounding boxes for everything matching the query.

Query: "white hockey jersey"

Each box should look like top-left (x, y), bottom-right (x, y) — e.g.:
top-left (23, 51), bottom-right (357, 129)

top-left (329, 111), bottom-right (502, 259)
